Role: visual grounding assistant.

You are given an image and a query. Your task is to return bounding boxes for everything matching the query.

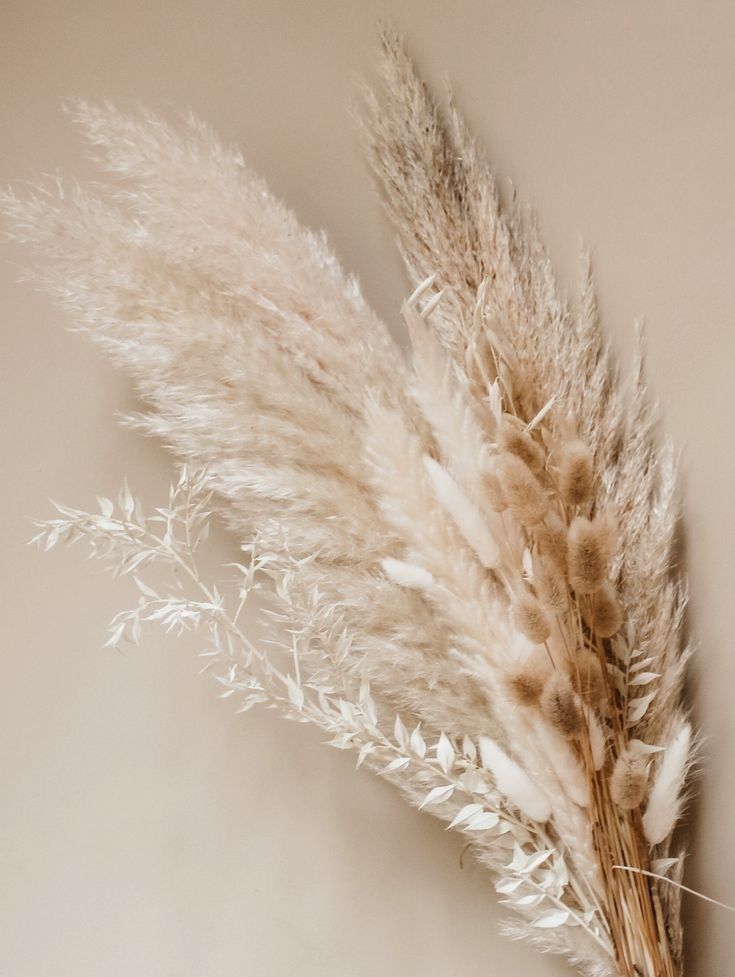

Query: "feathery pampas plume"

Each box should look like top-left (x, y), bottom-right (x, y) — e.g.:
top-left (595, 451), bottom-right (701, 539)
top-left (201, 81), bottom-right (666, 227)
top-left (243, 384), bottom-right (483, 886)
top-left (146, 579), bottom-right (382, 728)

top-left (2, 29), bottom-right (697, 977)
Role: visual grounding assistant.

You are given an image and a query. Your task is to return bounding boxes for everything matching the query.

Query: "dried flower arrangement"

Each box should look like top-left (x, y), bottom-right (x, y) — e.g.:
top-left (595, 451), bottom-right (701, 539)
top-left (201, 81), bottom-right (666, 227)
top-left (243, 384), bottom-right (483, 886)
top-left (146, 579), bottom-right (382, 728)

top-left (2, 31), bottom-right (698, 977)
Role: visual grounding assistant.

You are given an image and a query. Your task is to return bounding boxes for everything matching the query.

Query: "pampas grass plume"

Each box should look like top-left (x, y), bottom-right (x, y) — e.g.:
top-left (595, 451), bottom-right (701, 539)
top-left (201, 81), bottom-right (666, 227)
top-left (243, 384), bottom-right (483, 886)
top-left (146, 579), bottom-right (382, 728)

top-left (423, 455), bottom-right (500, 568)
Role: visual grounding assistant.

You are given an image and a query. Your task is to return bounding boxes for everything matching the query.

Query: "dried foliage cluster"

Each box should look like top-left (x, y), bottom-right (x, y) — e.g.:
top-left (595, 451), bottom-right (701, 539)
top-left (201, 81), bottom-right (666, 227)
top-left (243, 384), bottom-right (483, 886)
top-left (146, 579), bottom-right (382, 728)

top-left (3, 33), bottom-right (695, 977)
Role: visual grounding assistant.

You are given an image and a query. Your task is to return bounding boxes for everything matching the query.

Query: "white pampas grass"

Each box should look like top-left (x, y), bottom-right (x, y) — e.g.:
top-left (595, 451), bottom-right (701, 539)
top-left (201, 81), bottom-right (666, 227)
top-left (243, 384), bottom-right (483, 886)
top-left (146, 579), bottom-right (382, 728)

top-left (423, 456), bottom-right (500, 569)
top-left (479, 737), bottom-right (552, 824)
top-left (642, 723), bottom-right (693, 845)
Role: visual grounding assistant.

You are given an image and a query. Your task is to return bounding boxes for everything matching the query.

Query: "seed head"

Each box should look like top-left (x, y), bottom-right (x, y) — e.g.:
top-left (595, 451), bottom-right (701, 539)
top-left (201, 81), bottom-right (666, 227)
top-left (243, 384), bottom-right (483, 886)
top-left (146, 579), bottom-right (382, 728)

top-left (586, 581), bottom-right (624, 638)
top-left (567, 514), bottom-right (617, 594)
top-left (541, 672), bottom-right (583, 739)
top-left (610, 747), bottom-right (649, 811)
top-left (569, 651), bottom-right (605, 708)
top-left (496, 453), bottom-right (548, 527)
top-left (534, 557), bottom-right (568, 614)
top-left (511, 590), bottom-right (552, 645)
top-left (506, 660), bottom-right (547, 707)
top-left (482, 468), bottom-right (506, 512)
top-left (534, 513), bottom-right (568, 576)
top-left (557, 439), bottom-right (594, 507)
top-left (498, 416), bottom-right (546, 473)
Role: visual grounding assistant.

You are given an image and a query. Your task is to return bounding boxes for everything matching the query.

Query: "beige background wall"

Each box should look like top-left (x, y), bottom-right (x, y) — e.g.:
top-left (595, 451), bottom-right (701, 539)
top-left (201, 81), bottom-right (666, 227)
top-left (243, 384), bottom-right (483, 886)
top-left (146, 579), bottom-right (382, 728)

top-left (2, 2), bottom-right (735, 975)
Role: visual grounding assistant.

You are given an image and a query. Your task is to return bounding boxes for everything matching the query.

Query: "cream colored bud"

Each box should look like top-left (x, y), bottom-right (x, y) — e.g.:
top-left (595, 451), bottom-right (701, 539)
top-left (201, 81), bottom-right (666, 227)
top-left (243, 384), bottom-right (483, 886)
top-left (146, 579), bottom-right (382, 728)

top-left (567, 514), bottom-right (617, 594)
top-left (511, 591), bottom-right (552, 645)
top-left (610, 748), bottom-right (649, 811)
top-left (558, 439), bottom-right (594, 507)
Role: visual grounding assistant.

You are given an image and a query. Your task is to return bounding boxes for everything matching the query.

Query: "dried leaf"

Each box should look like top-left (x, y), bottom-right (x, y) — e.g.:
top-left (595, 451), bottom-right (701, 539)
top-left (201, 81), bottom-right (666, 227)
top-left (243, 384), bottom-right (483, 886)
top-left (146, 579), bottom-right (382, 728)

top-left (418, 784), bottom-right (455, 810)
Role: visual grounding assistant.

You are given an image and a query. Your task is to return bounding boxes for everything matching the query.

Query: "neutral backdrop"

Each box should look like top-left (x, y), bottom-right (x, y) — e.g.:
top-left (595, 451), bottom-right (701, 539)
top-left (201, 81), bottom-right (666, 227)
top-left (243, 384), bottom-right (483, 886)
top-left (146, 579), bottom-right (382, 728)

top-left (2, 3), bottom-right (735, 976)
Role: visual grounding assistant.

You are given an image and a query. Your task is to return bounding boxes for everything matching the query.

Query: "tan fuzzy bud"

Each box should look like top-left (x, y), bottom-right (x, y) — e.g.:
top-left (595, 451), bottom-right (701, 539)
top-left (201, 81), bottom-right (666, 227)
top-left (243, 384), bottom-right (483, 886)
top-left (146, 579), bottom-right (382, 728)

top-left (557, 440), bottom-right (594, 507)
top-left (534, 512), bottom-right (568, 576)
top-left (511, 591), bottom-right (552, 645)
top-left (534, 558), bottom-right (568, 614)
top-left (569, 651), bottom-right (605, 707)
top-left (541, 672), bottom-right (583, 739)
top-left (610, 748), bottom-right (649, 811)
top-left (498, 416), bottom-right (546, 473)
top-left (586, 581), bottom-right (624, 638)
top-left (567, 514), bottom-right (617, 594)
top-left (506, 660), bottom-right (547, 707)
top-left (496, 453), bottom-right (548, 526)
top-left (482, 469), bottom-right (506, 512)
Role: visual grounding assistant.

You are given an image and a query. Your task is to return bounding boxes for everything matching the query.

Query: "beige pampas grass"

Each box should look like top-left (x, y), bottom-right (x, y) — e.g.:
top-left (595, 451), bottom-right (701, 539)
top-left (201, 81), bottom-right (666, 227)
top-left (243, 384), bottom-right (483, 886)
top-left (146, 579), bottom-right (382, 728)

top-left (1, 27), bottom-right (698, 977)
top-left (423, 455), bottom-right (500, 569)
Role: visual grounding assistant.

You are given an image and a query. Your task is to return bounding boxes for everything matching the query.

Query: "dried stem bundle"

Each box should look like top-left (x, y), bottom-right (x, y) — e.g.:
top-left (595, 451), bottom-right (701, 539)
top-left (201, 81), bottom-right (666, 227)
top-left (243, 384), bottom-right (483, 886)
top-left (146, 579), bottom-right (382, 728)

top-left (2, 30), bottom-right (695, 977)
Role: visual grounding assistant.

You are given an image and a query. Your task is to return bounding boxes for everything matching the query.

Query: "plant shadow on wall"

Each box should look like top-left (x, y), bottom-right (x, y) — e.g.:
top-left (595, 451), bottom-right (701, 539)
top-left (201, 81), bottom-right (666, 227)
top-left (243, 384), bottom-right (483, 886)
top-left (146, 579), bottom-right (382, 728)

top-left (1, 30), bottom-right (698, 977)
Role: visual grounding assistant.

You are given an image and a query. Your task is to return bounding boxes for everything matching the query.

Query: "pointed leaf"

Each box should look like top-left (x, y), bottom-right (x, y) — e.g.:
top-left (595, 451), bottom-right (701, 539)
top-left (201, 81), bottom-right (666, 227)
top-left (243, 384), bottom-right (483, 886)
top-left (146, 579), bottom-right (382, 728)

top-left (286, 676), bottom-right (304, 710)
top-left (436, 732), bottom-right (455, 774)
top-left (447, 803), bottom-right (484, 830)
top-left (418, 784), bottom-right (455, 810)
top-left (629, 671), bottom-right (661, 686)
top-left (533, 909), bottom-right (570, 928)
top-left (465, 811), bottom-right (500, 831)
top-left (409, 725), bottom-right (427, 758)
top-left (380, 756), bottom-right (411, 775)
top-left (495, 877), bottom-right (523, 894)
top-left (627, 690), bottom-right (657, 725)
top-left (394, 715), bottom-right (408, 750)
